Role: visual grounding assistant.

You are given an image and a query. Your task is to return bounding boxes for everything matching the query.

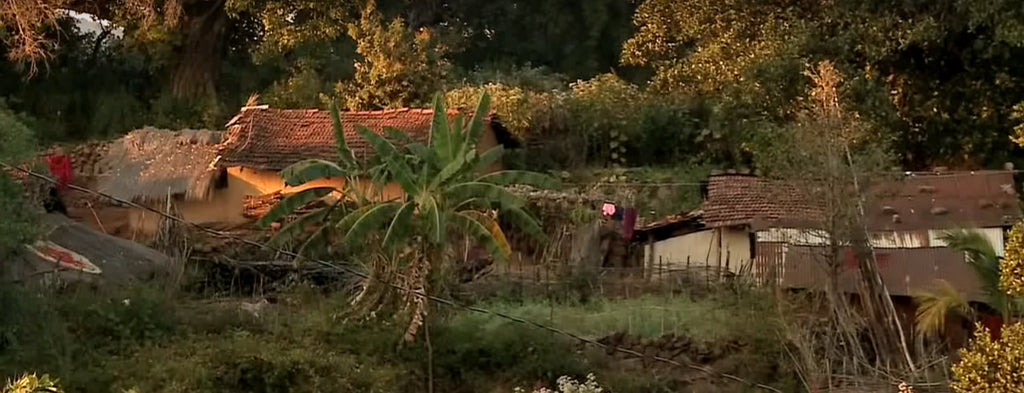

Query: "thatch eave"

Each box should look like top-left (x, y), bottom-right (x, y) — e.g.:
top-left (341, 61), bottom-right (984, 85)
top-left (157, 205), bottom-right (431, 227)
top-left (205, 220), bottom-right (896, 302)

top-left (94, 127), bottom-right (225, 205)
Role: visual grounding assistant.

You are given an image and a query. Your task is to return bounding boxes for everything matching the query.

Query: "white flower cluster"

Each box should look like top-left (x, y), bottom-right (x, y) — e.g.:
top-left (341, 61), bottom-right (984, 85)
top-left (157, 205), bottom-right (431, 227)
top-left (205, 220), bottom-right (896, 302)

top-left (514, 374), bottom-right (604, 393)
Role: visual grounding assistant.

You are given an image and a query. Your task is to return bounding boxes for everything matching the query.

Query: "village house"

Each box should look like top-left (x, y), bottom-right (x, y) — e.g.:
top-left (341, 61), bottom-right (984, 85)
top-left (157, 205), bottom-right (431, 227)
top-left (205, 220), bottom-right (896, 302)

top-left (89, 128), bottom-right (230, 237)
top-left (49, 105), bottom-right (517, 239)
top-left (637, 169), bottom-right (1023, 301)
top-left (214, 105), bottom-right (520, 220)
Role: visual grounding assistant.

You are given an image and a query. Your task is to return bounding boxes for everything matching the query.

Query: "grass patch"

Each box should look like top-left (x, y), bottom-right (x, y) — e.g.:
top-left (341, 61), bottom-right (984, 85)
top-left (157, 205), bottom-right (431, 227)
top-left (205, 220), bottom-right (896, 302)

top-left (0, 281), bottom-right (789, 393)
top-left (454, 294), bottom-right (774, 343)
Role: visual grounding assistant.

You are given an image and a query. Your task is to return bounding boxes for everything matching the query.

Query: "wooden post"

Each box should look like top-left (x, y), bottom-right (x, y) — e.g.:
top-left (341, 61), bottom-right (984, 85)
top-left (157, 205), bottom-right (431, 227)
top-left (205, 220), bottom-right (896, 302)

top-left (726, 250), bottom-right (731, 275)
top-left (717, 228), bottom-right (724, 284)
top-left (647, 236), bottom-right (655, 281)
top-left (660, 256), bottom-right (667, 294)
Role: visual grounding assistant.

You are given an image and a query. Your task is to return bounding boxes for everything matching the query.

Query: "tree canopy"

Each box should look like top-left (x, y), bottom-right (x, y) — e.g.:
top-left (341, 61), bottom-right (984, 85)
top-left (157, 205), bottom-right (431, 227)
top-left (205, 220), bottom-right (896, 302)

top-left (4, 0), bottom-right (1024, 171)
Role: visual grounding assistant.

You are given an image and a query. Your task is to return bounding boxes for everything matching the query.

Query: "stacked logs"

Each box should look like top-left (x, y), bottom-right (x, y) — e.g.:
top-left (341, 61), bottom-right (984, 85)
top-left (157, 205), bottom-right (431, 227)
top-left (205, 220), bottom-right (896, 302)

top-left (242, 191), bottom-right (284, 219)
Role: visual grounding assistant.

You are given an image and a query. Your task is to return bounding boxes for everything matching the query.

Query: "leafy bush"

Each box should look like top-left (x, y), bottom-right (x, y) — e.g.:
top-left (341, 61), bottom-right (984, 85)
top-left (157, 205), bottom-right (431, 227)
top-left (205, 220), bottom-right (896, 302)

top-left (0, 103), bottom-right (38, 257)
top-left (446, 73), bottom-right (711, 170)
top-left (429, 314), bottom-right (590, 392)
top-left (111, 331), bottom-right (409, 393)
top-left (0, 284), bottom-right (177, 393)
top-left (515, 374), bottom-right (604, 393)
top-left (952, 220), bottom-right (1024, 393)
top-left (2, 373), bottom-right (63, 393)
top-left (951, 323), bottom-right (1024, 393)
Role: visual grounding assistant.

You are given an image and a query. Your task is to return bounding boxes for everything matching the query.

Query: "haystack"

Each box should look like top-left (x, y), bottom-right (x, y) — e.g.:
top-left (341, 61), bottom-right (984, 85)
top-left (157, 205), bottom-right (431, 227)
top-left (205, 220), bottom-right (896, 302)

top-left (95, 127), bottom-right (223, 204)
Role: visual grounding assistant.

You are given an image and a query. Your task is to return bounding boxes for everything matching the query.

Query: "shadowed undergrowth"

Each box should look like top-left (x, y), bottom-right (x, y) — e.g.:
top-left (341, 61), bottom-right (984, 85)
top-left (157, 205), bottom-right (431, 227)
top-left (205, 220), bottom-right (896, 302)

top-left (0, 283), bottom-right (789, 393)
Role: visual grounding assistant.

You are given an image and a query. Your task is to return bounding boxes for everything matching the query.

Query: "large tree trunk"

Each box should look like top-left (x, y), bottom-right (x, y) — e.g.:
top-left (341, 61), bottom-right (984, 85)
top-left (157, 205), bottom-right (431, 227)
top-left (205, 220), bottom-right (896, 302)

top-left (169, 0), bottom-right (228, 99)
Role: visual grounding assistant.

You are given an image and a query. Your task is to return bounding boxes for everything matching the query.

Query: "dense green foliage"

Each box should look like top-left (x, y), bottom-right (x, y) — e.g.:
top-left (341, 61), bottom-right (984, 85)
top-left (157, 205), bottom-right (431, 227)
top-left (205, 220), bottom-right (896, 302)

top-left (5, 0), bottom-right (1024, 170)
top-left (0, 283), bottom-right (788, 393)
top-left (260, 92), bottom-right (557, 338)
top-left (0, 102), bottom-right (39, 257)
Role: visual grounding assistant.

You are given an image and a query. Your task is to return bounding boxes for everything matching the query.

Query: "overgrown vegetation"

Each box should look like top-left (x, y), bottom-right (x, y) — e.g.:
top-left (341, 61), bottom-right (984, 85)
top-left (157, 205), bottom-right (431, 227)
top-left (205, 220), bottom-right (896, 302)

top-left (6, 1), bottom-right (1024, 392)
top-left (259, 91), bottom-right (558, 342)
top-left (4, 0), bottom-right (1024, 171)
top-left (949, 223), bottom-right (1024, 392)
top-left (0, 102), bottom-right (39, 258)
top-left (0, 281), bottom-right (791, 393)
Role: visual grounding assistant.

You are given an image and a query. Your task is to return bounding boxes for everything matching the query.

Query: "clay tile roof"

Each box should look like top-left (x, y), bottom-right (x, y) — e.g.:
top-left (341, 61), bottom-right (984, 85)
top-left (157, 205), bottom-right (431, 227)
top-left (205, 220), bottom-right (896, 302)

top-left (703, 174), bottom-right (820, 229)
top-left (218, 107), bottom-right (494, 171)
top-left (703, 171), bottom-right (1023, 230)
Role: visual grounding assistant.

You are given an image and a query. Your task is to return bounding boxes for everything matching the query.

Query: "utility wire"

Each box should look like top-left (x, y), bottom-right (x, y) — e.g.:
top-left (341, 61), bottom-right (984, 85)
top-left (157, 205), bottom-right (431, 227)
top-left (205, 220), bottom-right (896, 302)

top-left (0, 162), bottom-right (782, 393)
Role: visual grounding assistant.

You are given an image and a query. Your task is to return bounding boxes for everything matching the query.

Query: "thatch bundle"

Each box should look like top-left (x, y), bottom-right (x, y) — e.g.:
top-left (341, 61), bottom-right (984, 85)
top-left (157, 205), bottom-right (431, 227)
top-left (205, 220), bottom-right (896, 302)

top-left (95, 127), bottom-right (223, 204)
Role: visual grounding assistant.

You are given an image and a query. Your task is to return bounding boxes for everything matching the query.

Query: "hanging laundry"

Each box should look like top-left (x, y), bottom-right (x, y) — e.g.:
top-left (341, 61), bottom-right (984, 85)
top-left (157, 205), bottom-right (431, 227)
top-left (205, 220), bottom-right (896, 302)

top-left (46, 154), bottom-right (73, 191)
top-left (621, 208), bottom-right (637, 239)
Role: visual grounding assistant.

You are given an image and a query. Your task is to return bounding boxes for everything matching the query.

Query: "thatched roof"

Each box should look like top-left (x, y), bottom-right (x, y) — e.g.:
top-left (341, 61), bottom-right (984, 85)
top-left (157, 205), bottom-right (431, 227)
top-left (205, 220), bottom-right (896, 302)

top-left (95, 127), bottom-right (223, 203)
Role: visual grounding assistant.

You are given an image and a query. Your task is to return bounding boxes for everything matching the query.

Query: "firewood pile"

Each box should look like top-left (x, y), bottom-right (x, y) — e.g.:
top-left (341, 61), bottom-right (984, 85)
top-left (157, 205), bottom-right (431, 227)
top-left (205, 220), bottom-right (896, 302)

top-left (243, 191), bottom-right (284, 219)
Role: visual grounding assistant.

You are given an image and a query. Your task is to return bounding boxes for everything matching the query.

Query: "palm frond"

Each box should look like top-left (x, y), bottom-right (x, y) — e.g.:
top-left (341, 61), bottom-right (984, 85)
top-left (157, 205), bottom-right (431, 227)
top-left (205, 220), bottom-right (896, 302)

top-left (430, 93), bottom-right (454, 161)
top-left (337, 202), bottom-right (402, 249)
top-left (476, 170), bottom-right (561, 189)
top-left (431, 149), bottom-right (469, 188)
top-left (449, 211), bottom-right (510, 261)
top-left (940, 229), bottom-right (1005, 313)
top-left (330, 101), bottom-right (356, 167)
top-left (257, 186), bottom-right (336, 227)
top-left (381, 201), bottom-right (415, 252)
top-left (466, 92), bottom-right (491, 146)
top-left (407, 142), bottom-right (438, 168)
top-left (421, 194), bottom-right (444, 244)
top-left (446, 182), bottom-right (525, 210)
top-left (912, 279), bottom-right (973, 339)
top-left (462, 210), bottom-right (511, 257)
top-left (501, 205), bottom-right (547, 243)
top-left (383, 126), bottom-right (414, 146)
top-left (356, 126), bottom-right (418, 195)
top-left (281, 159), bottom-right (349, 187)
top-left (473, 145), bottom-right (504, 173)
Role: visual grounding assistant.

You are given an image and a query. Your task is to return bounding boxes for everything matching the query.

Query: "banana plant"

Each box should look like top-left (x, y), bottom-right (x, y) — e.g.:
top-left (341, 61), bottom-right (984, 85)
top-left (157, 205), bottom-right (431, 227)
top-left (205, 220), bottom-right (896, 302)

top-left (258, 91), bottom-right (559, 337)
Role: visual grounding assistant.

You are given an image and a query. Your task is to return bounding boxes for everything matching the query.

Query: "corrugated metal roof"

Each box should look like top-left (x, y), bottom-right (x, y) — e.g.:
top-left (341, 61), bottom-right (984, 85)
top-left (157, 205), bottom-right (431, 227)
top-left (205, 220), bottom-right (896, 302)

top-left (754, 243), bottom-right (986, 302)
top-left (705, 171), bottom-right (1022, 230)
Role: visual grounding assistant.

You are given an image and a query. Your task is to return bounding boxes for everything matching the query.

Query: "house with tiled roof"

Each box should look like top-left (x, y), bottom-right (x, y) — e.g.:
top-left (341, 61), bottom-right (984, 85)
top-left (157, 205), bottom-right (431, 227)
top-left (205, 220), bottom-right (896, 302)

top-left (194, 104), bottom-right (520, 225)
top-left (638, 169), bottom-right (1023, 300)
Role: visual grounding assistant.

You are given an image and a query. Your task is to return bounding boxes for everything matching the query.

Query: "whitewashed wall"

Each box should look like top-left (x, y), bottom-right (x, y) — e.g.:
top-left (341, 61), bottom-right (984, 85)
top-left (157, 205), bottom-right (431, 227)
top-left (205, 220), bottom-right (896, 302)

top-left (644, 228), bottom-right (751, 274)
top-left (755, 227), bottom-right (1006, 255)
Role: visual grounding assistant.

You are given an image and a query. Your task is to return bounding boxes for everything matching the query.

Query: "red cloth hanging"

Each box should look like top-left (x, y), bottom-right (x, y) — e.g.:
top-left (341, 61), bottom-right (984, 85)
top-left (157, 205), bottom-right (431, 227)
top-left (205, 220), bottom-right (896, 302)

top-left (45, 154), bottom-right (73, 191)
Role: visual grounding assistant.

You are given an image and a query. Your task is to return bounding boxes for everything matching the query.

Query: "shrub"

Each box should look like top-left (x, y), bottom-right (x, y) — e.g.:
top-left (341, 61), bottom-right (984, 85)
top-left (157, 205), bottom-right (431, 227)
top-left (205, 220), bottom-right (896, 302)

top-left (951, 219), bottom-right (1024, 393)
top-left (951, 323), bottom-right (1024, 393)
top-left (446, 73), bottom-right (708, 170)
top-left (2, 373), bottom-right (63, 393)
top-left (1000, 221), bottom-right (1024, 296)
top-left (0, 284), bottom-right (178, 393)
top-left (111, 332), bottom-right (409, 393)
top-left (430, 315), bottom-right (590, 391)
top-left (0, 102), bottom-right (39, 258)
top-left (515, 374), bottom-right (604, 393)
